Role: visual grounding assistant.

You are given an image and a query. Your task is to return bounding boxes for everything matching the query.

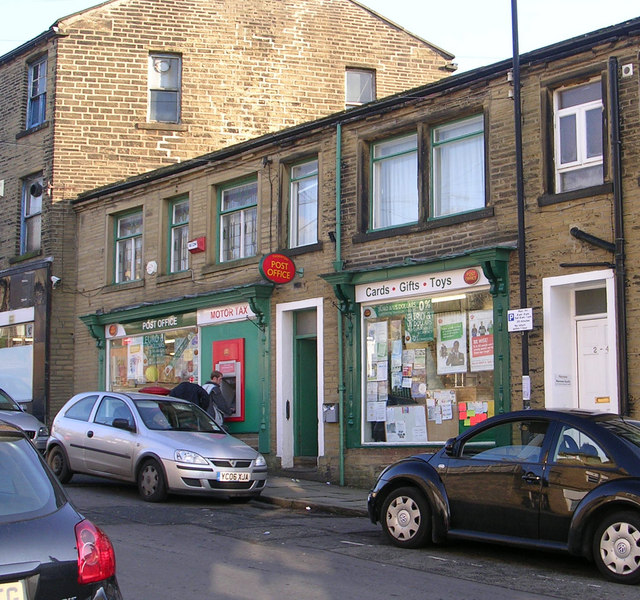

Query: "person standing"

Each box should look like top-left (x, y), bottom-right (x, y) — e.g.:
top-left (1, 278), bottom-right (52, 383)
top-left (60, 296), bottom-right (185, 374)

top-left (203, 370), bottom-right (234, 424)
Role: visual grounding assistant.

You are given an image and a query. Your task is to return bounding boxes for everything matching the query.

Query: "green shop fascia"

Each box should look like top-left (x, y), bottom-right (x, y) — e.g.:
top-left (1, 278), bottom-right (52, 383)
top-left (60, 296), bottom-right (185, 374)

top-left (323, 247), bottom-right (512, 449)
top-left (80, 284), bottom-right (273, 453)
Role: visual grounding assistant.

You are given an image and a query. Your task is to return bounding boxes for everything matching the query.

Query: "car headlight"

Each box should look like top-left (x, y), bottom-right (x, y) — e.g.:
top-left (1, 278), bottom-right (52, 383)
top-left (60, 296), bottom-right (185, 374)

top-left (174, 450), bottom-right (208, 465)
top-left (38, 426), bottom-right (49, 437)
top-left (254, 454), bottom-right (266, 468)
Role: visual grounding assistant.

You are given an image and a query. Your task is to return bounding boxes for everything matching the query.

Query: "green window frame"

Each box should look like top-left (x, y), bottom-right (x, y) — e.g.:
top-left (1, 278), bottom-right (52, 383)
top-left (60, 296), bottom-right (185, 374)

top-left (370, 133), bottom-right (418, 231)
top-left (114, 210), bottom-right (143, 283)
top-left (431, 114), bottom-right (485, 219)
top-left (289, 159), bottom-right (318, 248)
top-left (169, 197), bottom-right (189, 273)
top-left (218, 178), bottom-right (257, 263)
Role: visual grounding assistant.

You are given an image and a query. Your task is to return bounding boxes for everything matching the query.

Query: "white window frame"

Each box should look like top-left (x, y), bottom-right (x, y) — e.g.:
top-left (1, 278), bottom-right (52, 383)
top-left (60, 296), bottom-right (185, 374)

top-left (553, 80), bottom-right (603, 193)
top-left (345, 68), bottom-right (375, 107)
top-left (289, 159), bottom-right (318, 248)
top-left (370, 133), bottom-right (418, 231)
top-left (431, 114), bottom-right (485, 218)
top-left (27, 56), bottom-right (47, 129)
top-left (115, 212), bottom-right (143, 283)
top-left (219, 180), bottom-right (257, 263)
top-left (21, 175), bottom-right (43, 254)
top-left (169, 197), bottom-right (189, 273)
top-left (148, 54), bottom-right (181, 123)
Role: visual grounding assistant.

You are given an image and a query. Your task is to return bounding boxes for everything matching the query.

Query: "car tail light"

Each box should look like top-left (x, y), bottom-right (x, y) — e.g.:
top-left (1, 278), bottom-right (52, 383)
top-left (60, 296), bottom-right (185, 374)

top-left (75, 519), bottom-right (116, 584)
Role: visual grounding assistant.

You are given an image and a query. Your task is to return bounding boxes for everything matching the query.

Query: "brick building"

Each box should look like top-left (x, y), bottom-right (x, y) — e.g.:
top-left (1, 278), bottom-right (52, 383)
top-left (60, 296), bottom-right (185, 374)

top-left (71, 17), bottom-right (640, 486)
top-left (0, 0), bottom-right (454, 421)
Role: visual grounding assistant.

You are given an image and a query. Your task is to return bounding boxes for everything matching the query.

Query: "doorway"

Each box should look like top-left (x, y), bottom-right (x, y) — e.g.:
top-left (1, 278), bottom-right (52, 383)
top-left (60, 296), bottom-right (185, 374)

top-left (276, 298), bottom-right (324, 469)
top-left (543, 270), bottom-right (618, 412)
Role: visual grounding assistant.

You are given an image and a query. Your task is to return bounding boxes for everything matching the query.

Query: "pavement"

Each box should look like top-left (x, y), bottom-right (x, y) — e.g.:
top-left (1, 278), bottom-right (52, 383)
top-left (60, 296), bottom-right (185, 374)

top-left (258, 475), bottom-right (370, 517)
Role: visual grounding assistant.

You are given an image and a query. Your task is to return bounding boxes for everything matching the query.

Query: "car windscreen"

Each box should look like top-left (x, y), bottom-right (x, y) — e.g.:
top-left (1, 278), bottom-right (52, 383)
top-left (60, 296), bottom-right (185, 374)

top-left (134, 399), bottom-right (224, 433)
top-left (0, 436), bottom-right (66, 523)
top-left (0, 390), bottom-right (20, 411)
top-left (600, 419), bottom-right (640, 449)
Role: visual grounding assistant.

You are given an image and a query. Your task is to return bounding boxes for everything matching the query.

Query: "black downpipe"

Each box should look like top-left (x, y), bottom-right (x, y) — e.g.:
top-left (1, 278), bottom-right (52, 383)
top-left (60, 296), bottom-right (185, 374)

top-left (608, 57), bottom-right (628, 415)
top-left (512, 0), bottom-right (529, 408)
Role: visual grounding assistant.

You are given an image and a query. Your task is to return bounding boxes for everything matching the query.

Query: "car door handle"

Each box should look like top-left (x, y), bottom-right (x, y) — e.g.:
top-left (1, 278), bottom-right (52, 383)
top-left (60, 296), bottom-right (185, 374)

top-left (522, 472), bottom-right (541, 484)
top-left (87, 430), bottom-right (94, 438)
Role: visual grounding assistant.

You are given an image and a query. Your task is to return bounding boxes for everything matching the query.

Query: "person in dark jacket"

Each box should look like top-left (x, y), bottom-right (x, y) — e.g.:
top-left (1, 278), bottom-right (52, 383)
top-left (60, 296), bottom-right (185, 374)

top-left (169, 380), bottom-right (210, 409)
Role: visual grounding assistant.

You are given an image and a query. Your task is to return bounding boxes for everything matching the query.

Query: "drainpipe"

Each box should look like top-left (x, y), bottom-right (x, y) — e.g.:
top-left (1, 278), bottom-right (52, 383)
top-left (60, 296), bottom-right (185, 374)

top-left (608, 57), bottom-right (628, 415)
top-left (335, 123), bottom-right (346, 486)
top-left (511, 0), bottom-right (529, 408)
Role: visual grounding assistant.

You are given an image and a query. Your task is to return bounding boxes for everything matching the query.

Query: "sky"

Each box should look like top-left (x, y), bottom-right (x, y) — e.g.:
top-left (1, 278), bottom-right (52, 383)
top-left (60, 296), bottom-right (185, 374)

top-left (1, 0), bottom-right (639, 73)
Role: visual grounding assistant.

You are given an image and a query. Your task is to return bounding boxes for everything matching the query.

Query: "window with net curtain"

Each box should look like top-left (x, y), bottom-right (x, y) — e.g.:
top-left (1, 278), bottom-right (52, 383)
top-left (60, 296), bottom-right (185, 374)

top-left (432, 115), bottom-right (485, 218)
top-left (289, 159), bottom-right (318, 248)
top-left (170, 197), bottom-right (189, 272)
top-left (115, 212), bottom-right (143, 283)
top-left (219, 180), bottom-right (257, 262)
top-left (371, 133), bottom-right (418, 230)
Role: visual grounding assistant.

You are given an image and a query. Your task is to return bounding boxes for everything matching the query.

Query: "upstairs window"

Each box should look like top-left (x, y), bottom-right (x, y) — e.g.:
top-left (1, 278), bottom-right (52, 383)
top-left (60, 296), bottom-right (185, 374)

top-left (554, 80), bottom-right (603, 193)
top-left (371, 133), bottom-right (418, 230)
top-left (346, 68), bottom-right (375, 108)
top-left (27, 56), bottom-right (47, 129)
top-left (289, 159), bottom-right (318, 248)
top-left (169, 197), bottom-right (189, 273)
top-left (21, 175), bottom-right (43, 254)
top-left (115, 211), bottom-right (143, 283)
top-left (431, 115), bottom-right (485, 218)
top-left (219, 180), bottom-right (257, 262)
top-left (148, 54), bottom-right (181, 123)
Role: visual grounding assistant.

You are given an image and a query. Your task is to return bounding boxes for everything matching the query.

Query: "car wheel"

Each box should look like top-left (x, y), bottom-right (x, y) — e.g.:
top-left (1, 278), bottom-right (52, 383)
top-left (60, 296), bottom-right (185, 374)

top-left (137, 459), bottom-right (168, 502)
top-left (47, 446), bottom-right (73, 484)
top-left (381, 486), bottom-right (431, 548)
top-left (593, 511), bottom-right (640, 584)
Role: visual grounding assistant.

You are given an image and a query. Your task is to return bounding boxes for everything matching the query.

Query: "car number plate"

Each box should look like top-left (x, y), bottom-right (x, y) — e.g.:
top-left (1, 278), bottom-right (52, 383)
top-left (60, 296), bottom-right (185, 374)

top-left (217, 472), bottom-right (250, 481)
top-left (0, 580), bottom-right (26, 600)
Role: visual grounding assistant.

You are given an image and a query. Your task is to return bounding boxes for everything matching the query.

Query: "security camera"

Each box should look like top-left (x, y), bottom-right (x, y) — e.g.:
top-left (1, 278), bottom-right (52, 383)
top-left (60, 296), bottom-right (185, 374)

top-left (51, 276), bottom-right (61, 288)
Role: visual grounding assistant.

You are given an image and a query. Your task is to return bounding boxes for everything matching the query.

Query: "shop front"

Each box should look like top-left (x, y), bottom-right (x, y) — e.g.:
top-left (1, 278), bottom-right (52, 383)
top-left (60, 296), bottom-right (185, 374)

top-left (80, 284), bottom-right (273, 452)
top-left (328, 249), bottom-right (512, 458)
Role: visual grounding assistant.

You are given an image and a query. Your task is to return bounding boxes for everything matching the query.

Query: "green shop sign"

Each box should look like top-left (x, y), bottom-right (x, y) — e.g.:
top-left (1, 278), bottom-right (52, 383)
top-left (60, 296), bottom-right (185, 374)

top-left (118, 313), bottom-right (197, 335)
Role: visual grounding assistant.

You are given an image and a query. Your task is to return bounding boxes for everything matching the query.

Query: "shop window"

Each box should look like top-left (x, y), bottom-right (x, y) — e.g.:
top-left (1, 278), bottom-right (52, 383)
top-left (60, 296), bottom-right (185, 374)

top-left (114, 211), bottom-right (143, 283)
top-left (169, 197), bottom-right (189, 273)
top-left (431, 114), bottom-right (485, 218)
top-left (362, 289), bottom-right (494, 445)
top-left (346, 68), bottom-right (375, 107)
top-left (0, 323), bottom-right (34, 403)
top-left (21, 175), bottom-right (43, 254)
top-left (370, 133), bottom-right (418, 231)
top-left (289, 159), bottom-right (318, 248)
top-left (553, 80), bottom-right (603, 193)
top-left (219, 178), bottom-right (257, 262)
top-left (107, 323), bottom-right (198, 392)
top-left (27, 55), bottom-right (47, 129)
top-left (148, 53), bottom-right (181, 123)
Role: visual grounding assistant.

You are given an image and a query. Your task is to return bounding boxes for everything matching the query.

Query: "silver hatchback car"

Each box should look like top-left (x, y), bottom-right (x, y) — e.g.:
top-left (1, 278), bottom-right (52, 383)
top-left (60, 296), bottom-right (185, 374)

top-left (0, 388), bottom-right (49, 452)
top-left (46, 391), bottom-right (267, 502)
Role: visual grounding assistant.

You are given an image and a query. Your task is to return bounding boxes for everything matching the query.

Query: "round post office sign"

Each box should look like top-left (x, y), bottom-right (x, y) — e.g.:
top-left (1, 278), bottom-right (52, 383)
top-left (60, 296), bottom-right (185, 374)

top-left (259, 253), bottom-right (296, 284)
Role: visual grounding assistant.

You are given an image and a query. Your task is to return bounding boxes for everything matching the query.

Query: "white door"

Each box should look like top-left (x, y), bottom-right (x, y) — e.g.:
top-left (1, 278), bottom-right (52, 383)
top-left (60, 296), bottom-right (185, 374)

top-left (576, 318), bottom-right (610, 410)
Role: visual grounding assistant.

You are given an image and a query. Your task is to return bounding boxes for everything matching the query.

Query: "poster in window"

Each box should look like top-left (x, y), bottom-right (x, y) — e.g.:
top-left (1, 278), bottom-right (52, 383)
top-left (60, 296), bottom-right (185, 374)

top-left (436, 313), bottom-right (467, 374)
top-left (469, 310), bottom-right (494, 372)
top-left (385, 405), bottom-right (428, 443)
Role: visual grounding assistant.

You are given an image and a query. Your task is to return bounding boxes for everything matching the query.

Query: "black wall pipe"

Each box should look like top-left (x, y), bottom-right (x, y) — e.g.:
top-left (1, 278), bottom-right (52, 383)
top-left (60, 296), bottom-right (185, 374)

top-left (608, 57), bottom-right (629, 416)
top-left (512, 0), bottom-right (529, 408)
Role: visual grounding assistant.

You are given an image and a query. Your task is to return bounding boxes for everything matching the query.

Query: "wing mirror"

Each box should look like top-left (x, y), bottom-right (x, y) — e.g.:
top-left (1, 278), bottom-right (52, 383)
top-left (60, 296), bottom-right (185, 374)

top-left (444, 437), bottom-right (457, 456)
top-left (112, 418), bottom-right (135, 432)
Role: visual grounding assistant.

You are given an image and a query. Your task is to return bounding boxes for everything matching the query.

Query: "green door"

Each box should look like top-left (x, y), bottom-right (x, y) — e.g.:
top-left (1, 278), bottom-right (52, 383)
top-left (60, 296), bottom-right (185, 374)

top-left (294, 337), bottom-right (318, 456)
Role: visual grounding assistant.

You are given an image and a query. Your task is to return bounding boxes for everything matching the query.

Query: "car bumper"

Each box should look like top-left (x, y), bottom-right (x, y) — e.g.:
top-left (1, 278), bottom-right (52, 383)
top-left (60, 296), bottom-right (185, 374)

top-left (163, 460), bottom-right (268, 497)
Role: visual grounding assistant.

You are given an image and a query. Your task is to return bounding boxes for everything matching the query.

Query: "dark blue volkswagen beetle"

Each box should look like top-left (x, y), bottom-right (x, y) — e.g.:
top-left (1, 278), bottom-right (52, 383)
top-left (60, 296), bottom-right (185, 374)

top-left (368, 409), bottom-right (640, 584)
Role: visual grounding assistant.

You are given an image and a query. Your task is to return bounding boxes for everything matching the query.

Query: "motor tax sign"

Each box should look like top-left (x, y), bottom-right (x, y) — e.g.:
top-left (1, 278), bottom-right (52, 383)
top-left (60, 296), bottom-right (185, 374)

top-left (507, 308), bottom-right (533, 332)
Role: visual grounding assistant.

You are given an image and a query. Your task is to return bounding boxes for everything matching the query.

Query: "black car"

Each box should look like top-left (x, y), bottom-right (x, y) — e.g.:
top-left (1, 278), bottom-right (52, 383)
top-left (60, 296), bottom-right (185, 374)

top-left (0, 420), bottom-right (122, 600)
top-left (368, 409), bottom-right (640, 584)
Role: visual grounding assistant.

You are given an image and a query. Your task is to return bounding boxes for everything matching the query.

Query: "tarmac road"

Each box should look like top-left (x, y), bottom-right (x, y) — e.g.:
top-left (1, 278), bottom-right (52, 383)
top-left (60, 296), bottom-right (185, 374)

top-left (65, 475), bottom-right (639, 600)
